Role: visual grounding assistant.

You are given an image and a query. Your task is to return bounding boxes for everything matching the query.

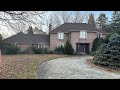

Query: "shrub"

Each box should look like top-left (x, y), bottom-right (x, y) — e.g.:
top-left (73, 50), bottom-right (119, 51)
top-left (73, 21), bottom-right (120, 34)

top-left (54, 45), bottom-right (65, 54)
top-left (2, 44), bottom-right (20, 55)
top-left (32, 47), bottom-right (48, 54)
top-left (42, 48), bottom-right (48, 54)
top-left (49, 51), bottom-right (55, 54)
top-left (64, 41), bottom-right (74, 55)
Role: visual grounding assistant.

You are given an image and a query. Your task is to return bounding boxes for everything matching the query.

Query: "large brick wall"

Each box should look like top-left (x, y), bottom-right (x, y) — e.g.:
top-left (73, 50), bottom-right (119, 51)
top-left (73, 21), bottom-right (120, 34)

top-left (70, 31), bottom-right (97, 52)
top-left (19, 44), bottom-right (32, 52)
top-left (50, 31), bottom-right (99, 52)
top-left (50, 33), bottom-right (69, 51)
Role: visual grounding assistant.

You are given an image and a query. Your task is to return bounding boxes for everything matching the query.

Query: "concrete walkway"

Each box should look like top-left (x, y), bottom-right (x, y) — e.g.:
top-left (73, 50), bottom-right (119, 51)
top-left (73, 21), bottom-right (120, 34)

top-left (37, 56), bottom-right (120, 79)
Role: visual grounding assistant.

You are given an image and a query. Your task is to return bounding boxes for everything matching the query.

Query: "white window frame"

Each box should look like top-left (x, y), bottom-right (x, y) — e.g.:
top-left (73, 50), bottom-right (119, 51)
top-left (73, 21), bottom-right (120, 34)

top-left (38, 44), bottom-right (40, 48)
top-left (80, 30), bottom-right (87, 39)
top-left (100, 33), bottom-right (102, 38)
top-left (58, 32), bottom-right (64, 40)
top-left (14, 42), bottom-right (19, 47)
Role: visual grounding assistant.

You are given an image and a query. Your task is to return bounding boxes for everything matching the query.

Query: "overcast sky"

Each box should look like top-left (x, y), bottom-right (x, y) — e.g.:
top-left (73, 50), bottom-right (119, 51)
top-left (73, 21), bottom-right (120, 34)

top-left (0, 11), bottom-right (113, 39)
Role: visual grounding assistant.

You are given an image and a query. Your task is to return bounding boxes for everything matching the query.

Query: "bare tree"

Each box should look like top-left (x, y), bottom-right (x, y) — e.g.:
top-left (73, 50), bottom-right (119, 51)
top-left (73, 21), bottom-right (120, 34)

top-left (0, 11), bottom-right (46, 32)
top-left (44, 11), bottom-right (91, 32)
top-left (60, 11), bottom-right (72, 23)
top-left (71, 11), bottom-right (85, 23)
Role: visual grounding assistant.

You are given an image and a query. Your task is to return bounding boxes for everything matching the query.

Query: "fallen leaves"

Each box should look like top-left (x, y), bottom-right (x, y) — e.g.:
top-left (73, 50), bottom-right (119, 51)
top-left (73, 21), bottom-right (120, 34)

top-left (0, 54), bottom-right (67, 79)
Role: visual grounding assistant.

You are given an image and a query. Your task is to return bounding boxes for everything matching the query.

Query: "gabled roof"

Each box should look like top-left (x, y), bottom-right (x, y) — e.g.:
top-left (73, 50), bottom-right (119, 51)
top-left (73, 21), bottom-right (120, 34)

top-left (50, 23), bottom-right (107, 33)
top-left (3, 32), bottom-right (50, 44)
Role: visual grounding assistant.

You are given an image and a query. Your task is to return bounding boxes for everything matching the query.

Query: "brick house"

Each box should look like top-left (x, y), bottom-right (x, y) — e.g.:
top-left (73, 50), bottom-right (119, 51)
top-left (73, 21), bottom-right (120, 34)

top-left (50, 23), bottom-right (108, 54)
top-left (3, 23), bottom-right (108, 54)
top-left (3, 32), bottom-right (50, 53)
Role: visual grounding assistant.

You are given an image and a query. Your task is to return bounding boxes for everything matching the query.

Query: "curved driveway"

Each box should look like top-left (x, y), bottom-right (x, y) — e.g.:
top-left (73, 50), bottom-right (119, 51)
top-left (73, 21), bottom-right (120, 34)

top-left (37, 56), bottom-right (120, 79)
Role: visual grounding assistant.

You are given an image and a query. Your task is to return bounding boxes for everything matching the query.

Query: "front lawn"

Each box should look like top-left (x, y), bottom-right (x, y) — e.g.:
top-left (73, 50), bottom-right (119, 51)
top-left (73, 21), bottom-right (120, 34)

top-left (0, 54), bottom-right (67, 79)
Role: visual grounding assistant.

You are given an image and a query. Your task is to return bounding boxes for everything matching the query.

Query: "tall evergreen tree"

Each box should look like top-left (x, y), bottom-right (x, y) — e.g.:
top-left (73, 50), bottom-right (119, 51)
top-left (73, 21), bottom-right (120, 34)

top-left (27, 26), bottom-right (34, 34)
top-left (64, 41), bottom-right (74, 55)
top-left (88, 13), bottom-right (96, 27)
top-left (93, 33), bottom-right (120, 67)
top-left (110, 11), bottom-right (120, 32)
top-left (96, 12), bottom-right (108, 30)
top-left (108, 33), bottom-right (120, 62)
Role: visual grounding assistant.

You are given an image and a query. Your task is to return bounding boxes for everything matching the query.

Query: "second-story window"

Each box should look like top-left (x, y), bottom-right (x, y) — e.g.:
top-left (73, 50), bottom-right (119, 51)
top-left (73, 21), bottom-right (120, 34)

top-left (80, 31), bottom-right (87, 39)
top-left (58, 32), bottom-right (64, 39)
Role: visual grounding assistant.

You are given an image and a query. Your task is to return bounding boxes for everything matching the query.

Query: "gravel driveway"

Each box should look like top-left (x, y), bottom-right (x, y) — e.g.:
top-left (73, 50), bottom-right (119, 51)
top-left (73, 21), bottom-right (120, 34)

top-left (37, 55), bottom-right (120, 79)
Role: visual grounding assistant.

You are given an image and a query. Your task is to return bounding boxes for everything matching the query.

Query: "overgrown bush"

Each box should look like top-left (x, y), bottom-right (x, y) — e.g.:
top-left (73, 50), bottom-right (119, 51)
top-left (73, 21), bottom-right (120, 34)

top-left (64, 41), bottom-right (74, 55)
top-left (54, 45), bottom-right (65, 54)
top-left (93, 33), bottom-right (120, 68)
top-left (2, 44), bottom-right (20, 55)
top-left (32, 47), bottom-right (48, 54)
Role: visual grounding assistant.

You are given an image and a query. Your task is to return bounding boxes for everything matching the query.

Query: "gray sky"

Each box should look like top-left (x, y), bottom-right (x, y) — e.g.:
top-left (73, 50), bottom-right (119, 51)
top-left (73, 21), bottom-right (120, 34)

top-left (0, 11), bottom-right (113, 39)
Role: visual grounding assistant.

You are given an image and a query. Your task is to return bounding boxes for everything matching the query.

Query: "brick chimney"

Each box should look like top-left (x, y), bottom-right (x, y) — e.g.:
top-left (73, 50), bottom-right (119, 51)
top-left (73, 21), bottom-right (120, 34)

top-left (49, 23), bottom-right (52, 34)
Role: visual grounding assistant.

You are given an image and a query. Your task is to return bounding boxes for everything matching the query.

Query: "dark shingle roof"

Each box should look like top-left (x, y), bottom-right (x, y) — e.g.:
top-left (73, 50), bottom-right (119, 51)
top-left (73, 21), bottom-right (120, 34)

top-left (50, 23), bottom-right (107, 33)
top-left (3, 32), bottom-right (50, 44)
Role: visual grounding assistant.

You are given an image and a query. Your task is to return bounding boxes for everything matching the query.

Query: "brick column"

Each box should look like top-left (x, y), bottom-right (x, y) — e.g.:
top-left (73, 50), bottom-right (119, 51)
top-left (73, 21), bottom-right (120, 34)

top-left (0, 50), bottom-right (2, 64)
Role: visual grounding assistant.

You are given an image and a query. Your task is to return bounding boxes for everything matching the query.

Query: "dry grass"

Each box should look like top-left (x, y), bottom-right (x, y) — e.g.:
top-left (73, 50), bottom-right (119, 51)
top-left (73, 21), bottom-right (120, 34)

top-left (0, 54), bottom-right (67, 79)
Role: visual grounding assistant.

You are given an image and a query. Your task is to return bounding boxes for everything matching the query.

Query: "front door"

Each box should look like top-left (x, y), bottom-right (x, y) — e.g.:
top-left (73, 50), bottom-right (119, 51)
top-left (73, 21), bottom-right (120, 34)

top-left (76, 43), bottom-right (89, 54)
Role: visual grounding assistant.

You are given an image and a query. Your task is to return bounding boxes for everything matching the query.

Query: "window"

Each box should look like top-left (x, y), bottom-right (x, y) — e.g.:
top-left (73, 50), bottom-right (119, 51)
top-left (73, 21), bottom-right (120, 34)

top-left (38, 44), bottom-right (41, 48)
top-left (14, 42), bottom-right (19, 47)
top-left (80, 31), bottom-right (87, 39)
top-left (97, 33), bottom-right (102, 38)
top-left (100, 33), bottom-right (102, 38)
top-left (58, 32), bottom-right (64, 39)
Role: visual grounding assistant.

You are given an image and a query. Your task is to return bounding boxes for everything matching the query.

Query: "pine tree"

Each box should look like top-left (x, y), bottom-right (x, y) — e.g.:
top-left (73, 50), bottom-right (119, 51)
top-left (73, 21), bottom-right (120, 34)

top-left (93, 43), bottom-right (110, 66)
top-left (93, 33), bottom-right (120, 67)
top-left (108, 33), bottom-right (120, 63)
top-left (96, 12), bottom-right (108, 30)
top-left (110, 11), bottom-right (120, 32)
top-left (27, 26), bottom-right (34, 34)
top-left (92, 37), bottom-right (104, 52)
top-left (64, 41), bottom-right (74, 55)
top-left (88, 13), bottom-right (96, 27)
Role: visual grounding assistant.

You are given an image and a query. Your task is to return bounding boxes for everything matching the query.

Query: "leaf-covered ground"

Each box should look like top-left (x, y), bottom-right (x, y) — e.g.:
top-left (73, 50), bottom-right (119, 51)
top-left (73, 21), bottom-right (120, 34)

top-left (0, 54), bottom-right (67, 79)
